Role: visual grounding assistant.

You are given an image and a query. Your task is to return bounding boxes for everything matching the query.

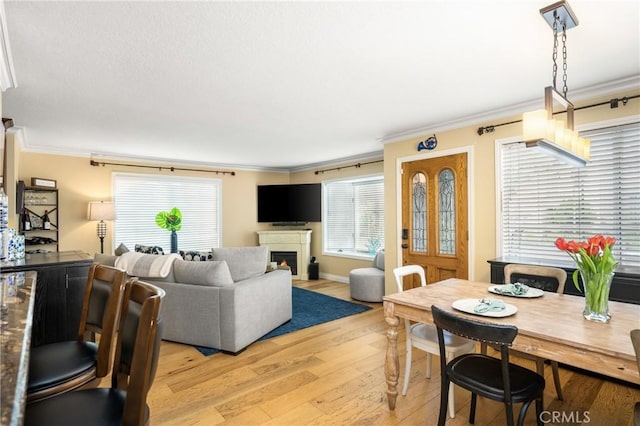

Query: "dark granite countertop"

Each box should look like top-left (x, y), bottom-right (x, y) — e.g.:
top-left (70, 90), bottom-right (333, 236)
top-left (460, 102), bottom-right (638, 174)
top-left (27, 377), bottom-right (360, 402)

top-left (1, 271), bottom-right (37, 426)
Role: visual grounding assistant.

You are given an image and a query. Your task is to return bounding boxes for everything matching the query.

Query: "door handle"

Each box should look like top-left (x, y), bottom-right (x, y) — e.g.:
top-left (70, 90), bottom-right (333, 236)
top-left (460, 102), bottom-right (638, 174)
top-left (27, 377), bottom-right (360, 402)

top-left (401, 243), bottom-right (409, 249)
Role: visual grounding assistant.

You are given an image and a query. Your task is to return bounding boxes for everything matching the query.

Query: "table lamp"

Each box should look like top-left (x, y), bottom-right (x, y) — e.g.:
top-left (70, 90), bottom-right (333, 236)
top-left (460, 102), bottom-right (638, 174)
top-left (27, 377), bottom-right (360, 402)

top-left (87, 201), bottom-right (115, 254)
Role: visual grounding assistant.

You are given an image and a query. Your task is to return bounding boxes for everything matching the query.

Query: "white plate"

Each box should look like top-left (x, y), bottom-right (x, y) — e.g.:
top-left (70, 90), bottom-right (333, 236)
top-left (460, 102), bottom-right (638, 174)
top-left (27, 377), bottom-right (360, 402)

top-left (488, 285), bottom-right (544, 298)
top-left (452, 298), bottom-right (518, 318)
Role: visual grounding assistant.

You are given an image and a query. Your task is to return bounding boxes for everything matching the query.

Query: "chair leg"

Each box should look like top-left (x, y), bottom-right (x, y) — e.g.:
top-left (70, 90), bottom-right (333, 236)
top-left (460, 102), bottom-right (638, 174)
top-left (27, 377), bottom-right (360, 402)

top-left (437, 377), bottom-right (450, 426)
top-left (550, 361), bottom-right (564, 401)
top-left (536, 397), bottom-right (544, 426)
top-left (469, 393), bottom-right (477, 424)
top-left (447, 384), bottom-right (455, 419)
top-left (517, 401), bottom-right (533, 426)
top-left (426, 353), bottom-right (432, 379)
top-left (480, 342), bottom-right (488, 355)
top-left (445, 353), bottom-right (455, 419)
top-left (402, 347), bottom-right (412, 396)
top-left (504, 402), bottom-right (515, 426)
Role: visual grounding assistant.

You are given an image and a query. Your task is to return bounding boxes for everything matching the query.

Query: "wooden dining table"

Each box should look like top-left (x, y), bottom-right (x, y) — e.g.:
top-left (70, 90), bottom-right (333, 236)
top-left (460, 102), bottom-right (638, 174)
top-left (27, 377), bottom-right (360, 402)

top-left (383, 278), bottom-right (640, 410)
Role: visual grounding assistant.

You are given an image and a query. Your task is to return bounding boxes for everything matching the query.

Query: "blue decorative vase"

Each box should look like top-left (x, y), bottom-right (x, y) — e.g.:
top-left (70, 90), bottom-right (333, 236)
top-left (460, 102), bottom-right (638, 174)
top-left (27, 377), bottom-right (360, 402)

top-left (170, 230), bottom-right (178, 254)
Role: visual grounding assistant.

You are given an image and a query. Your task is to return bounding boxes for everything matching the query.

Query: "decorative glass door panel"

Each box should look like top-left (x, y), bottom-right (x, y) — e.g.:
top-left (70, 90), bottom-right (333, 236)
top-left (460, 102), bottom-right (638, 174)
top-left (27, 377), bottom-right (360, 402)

top-left (401, 153), bottom-right (468, 288)
top-left (438, 169), bottom-right (455, 255)
top-left (412, 172), bottom-right (427, 253)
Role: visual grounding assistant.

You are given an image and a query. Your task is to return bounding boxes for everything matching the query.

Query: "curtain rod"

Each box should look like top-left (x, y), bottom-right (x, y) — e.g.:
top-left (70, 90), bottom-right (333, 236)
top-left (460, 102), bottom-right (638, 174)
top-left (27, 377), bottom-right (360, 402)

top-left (314, 159), bottom-right (383, 175)
top-left (477, 94), bottom-right (639, 135)
top-left (89, 159), bottom-right (236, 176)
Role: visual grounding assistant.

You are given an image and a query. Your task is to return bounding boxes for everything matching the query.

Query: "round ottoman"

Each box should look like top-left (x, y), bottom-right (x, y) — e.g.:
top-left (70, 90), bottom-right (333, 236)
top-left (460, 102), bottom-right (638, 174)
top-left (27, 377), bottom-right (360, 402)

top-left (349, 267), bottom-right (385, 302)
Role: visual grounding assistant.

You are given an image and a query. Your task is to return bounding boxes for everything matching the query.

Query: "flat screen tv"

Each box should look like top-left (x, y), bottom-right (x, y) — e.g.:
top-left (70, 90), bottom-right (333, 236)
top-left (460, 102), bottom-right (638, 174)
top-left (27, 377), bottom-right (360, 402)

top-left (257, 183), bottom-right (321, 224)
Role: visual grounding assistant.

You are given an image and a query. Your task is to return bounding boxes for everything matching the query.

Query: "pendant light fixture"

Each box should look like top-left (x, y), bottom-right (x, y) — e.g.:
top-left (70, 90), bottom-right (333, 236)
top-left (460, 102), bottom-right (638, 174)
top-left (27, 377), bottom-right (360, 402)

top-left (522, 0), bottom-right (590, 167)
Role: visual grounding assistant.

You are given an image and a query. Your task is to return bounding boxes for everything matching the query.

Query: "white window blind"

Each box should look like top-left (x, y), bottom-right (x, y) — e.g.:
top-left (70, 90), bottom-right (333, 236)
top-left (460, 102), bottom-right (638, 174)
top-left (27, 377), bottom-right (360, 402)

top-left (500, 121), bottom-right (640, 268)
top-left (113, 173), bottom-right (221, 252)
top-left (323, 175), bottom-right (384, 257)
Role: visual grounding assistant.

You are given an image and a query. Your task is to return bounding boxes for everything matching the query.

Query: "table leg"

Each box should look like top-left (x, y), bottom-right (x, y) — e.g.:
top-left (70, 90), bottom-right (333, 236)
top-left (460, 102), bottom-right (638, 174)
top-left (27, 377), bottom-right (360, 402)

top-left (384, 302), bottom-right (399, 410)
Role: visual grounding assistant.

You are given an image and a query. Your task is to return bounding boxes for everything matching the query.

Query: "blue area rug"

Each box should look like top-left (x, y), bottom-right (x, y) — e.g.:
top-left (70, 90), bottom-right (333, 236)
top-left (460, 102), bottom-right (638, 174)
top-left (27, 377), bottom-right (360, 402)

top-left (195, 287), bottom-right (372, 356)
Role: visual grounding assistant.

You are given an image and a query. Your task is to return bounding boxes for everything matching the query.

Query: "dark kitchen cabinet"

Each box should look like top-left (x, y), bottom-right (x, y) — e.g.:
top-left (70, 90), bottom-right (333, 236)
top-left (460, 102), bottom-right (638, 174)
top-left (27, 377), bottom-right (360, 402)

top-left (0, 251), bottom-right (93, 346)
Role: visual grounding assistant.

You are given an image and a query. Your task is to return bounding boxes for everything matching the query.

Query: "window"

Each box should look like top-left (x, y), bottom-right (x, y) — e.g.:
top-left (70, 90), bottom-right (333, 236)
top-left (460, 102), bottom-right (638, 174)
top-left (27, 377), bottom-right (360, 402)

top-left (323, 175), bottom-right (384, 258)
top-left (498, 121), bottom-right (640, 268)
top-left (113, 173), bottom-right (222, 252)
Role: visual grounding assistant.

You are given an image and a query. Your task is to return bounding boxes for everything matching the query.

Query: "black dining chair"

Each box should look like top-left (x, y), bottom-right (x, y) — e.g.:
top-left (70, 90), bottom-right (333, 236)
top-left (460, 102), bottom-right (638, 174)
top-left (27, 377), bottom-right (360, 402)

top-left (25, 278), bottom-right (166, 426)
top-left (27, 263), bottom-right (127, 402)
top-left (431, 305), bottom-right (545, 426)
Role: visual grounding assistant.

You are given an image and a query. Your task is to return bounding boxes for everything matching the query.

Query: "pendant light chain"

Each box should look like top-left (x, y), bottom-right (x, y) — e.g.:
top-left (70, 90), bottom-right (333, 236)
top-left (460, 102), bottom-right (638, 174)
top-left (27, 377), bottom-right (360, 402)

top-left (552, 15), bottom-right (559, 90)
top-left (552, 13), bottom-right (569, 98)
top-left (561, 20), bottom-right (568, 98)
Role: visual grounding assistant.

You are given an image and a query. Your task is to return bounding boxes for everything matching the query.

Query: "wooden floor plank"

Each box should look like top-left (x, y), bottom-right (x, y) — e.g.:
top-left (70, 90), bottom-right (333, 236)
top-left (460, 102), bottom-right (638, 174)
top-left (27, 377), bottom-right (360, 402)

top-left (146, 280), bottom-right (640, 425)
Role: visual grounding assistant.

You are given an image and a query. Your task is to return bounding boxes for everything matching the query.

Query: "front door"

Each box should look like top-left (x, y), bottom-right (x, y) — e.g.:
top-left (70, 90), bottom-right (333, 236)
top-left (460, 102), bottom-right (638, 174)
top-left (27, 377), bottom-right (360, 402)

top-left (400, 152), bottom-right (468, 289)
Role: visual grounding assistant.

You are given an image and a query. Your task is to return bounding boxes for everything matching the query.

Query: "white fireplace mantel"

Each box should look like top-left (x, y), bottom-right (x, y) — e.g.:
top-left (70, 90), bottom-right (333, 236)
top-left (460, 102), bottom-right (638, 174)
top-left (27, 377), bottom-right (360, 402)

top-left (257, 230), bottom-right (312, 280)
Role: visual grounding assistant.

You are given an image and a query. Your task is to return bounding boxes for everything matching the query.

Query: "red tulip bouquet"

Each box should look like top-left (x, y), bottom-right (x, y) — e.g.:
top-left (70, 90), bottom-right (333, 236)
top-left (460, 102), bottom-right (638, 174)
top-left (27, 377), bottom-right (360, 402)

top-left (555, 234), bottom-right (617, 322)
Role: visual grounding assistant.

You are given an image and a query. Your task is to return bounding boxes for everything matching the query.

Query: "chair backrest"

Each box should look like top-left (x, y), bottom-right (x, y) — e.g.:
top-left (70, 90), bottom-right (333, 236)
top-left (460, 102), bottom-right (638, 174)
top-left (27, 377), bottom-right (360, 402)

top-left (631, 329), bottom-right (640, 374)
top-left (77, 263), bottom-right (127, 377)
top-left (504, 263), bottom-right (567, 294)
top-left (373, 250), bottom-right (385, 270)
top-left (393, 265), bottom-right (426, 293)
top-left (431, 305), bottom-right (519, 400)
top-left (113, 278), bottom-right (165, 426)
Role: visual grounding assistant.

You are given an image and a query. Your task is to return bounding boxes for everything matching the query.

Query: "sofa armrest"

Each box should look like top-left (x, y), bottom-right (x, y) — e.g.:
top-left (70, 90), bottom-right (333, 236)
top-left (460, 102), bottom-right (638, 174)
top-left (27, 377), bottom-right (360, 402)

top-left (218, 269), bottom-right (292, 352)
top-left (149, 280), bottom-right (223, 348)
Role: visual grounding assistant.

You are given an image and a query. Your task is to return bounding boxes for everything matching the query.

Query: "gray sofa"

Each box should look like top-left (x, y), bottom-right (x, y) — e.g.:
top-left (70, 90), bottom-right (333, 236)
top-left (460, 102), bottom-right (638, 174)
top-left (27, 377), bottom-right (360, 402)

top-left (95, 246), bottom-right (292, 353)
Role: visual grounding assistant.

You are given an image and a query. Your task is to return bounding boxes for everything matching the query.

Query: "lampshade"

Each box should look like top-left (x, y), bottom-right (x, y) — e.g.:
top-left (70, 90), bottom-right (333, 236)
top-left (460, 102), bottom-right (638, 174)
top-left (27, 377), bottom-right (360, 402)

top-left (87, 201), bottom-right (115, 221)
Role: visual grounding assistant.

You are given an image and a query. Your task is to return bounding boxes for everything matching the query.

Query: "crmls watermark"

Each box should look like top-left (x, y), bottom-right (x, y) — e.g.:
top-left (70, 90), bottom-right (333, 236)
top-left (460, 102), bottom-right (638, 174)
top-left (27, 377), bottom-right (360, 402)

top-left (540, 411), bottom-right (591, 423)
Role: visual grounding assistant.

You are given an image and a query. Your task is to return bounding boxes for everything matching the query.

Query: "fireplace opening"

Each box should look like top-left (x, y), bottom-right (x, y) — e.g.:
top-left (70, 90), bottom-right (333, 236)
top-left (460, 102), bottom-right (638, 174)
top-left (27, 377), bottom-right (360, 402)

top-left (271, 251), bottom-right (297, 276)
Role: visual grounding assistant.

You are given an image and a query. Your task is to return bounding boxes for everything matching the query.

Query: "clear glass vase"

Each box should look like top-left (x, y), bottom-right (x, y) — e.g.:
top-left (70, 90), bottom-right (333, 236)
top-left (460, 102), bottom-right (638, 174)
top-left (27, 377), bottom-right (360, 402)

top-left (581, 271), bottom-right (614, 323)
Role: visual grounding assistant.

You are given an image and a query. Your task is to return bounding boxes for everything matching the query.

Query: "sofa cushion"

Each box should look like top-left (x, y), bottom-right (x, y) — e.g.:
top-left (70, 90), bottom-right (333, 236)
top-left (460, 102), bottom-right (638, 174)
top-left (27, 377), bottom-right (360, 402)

top-left (173, 259), bottom-right (234, 287)
top-left (179, 250), bottom-right (213, 262)
top-left (135, 244), bottom-right (165, 255)
top-left (212, 246), bottom-right (268, 282)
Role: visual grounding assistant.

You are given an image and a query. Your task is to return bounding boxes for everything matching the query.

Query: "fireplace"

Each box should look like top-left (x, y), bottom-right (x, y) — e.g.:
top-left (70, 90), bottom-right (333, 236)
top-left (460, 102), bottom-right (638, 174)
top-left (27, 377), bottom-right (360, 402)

top-left (271, 251), bottom-right (298, 276)
top-left (257, 230), bottom-right (312, 280)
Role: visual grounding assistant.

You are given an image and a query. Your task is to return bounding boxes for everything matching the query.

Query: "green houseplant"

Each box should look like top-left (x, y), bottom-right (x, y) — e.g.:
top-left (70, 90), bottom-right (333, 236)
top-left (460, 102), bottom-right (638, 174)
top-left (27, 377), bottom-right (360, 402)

top-left (155, 207), bottom-right (182, 253)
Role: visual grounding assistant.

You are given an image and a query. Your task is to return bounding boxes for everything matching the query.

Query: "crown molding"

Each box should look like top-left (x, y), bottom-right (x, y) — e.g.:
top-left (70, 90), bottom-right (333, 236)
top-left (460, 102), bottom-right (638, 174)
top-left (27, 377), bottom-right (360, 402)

top-left (288, 151), bottom-right (384, 173)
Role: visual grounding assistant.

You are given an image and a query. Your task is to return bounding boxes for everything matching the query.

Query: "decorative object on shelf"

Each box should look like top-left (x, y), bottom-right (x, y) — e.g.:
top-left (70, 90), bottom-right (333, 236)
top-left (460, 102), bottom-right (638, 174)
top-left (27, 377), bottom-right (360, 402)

top-left (555, 234), bottom-right (618, 323)
top-left (28, 212), bottom-right (43, 229)
top-left (522, 0), bottom-right (590, 167)
top-left (155, 207), bottom-right (182, 254)
top-left (417, 135), bottom-right (437, 152)
top-left (42, 210), bottom-right (51, 230)
top-left (22, 208), bottom-right (31, 231)
top-left (87, 201), bottom-right (116, 254)
top-left (30, 177), bottom-right (57, 188)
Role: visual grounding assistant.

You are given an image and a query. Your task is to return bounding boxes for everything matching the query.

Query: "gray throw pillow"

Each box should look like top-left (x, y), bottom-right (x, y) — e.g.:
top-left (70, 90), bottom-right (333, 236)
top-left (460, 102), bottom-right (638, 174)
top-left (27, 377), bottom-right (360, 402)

top-left (114, 243), bottom-right (130, 256)
top-left (173, 259), bottom-right (234, 287)
top-left (94, 253), bottom-right (117, 266)
top-left (212, 246), bottom-right (268, 282)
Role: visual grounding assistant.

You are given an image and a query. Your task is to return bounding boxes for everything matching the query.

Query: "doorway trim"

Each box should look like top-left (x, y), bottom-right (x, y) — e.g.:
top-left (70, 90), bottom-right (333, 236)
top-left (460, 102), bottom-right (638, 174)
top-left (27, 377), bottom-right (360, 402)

top-left (395, 145), bottom-right (475, 280)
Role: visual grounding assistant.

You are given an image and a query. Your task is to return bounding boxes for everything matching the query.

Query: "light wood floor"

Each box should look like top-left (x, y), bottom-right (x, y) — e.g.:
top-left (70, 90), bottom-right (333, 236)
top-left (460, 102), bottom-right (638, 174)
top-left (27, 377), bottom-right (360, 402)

top-left (145, 279), bottom-right (640, 425)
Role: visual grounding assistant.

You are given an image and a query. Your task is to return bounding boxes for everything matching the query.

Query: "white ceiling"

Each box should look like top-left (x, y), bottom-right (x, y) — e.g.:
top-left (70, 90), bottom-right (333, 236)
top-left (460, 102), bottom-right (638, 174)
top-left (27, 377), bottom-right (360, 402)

top-left (2, 1), bottom-right (639, 170)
